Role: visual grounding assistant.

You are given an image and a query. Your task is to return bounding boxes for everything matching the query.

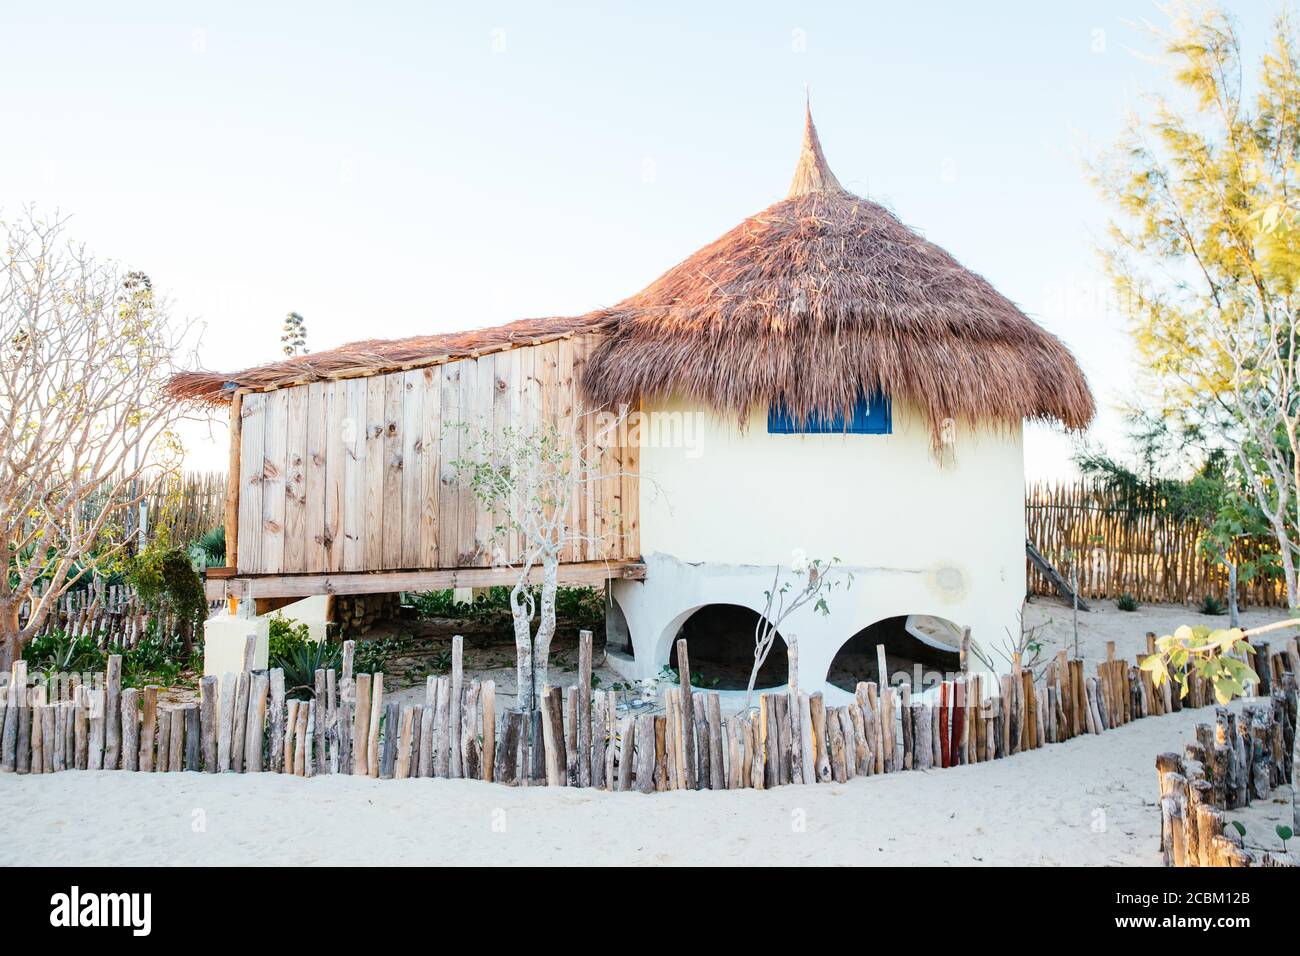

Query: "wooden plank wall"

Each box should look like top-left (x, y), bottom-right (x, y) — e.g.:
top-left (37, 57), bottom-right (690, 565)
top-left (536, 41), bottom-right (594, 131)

top-left (235, 335), bottom-right (637, 574)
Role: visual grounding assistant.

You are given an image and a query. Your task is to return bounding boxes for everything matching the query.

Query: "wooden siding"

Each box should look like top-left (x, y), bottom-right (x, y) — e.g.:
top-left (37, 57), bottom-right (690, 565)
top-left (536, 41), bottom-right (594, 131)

top-left (235, 335), bottom-right (639, 575)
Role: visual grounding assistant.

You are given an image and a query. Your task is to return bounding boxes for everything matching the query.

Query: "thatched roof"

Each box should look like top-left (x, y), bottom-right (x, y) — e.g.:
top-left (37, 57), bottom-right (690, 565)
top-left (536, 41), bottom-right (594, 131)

top-left (581, 105), bottom-right (1094, 438)
top-left (166, 315), bottom-right (607, 406)
top-left (170, 104), bottom-right (1093, 436)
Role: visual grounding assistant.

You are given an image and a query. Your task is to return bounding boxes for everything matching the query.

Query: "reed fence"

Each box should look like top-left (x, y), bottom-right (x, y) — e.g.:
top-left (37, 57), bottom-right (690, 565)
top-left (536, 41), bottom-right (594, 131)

top-left (3, 629), bottom-right (1296, 807)
top-left (1154, 647), bottom-right (1298, 868)
top-left (1026, 481), bottom-right (1289, 607)
top-left (18, 582), bottom-right (221, 649)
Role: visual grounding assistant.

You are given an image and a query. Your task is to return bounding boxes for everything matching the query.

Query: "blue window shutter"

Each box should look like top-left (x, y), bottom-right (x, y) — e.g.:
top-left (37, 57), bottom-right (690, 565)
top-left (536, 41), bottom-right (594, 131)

top-left (767, 394), bottom-right (892, 434)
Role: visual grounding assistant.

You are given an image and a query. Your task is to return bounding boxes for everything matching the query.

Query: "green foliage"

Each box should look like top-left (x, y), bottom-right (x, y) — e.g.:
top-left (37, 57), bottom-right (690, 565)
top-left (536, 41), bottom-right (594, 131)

top-left (127, 543), bottom-right (206, 626)
top-left (1198, 594), bottom-right (1227, 616)
top-left (410, 585), bottom-right (604, 627)
top-left (22, 628), bottom-right (200, 689)
top-left (354, 637), bottom-right (397, 675)
top-left (658, 665), bottom-right (720, 689)
top-left (273, 637), bottom-right (342, 700)
top-left (1277, 824), bottom-right (1293, 851)
top-left (1116, 593), bottom-right (1139, 612)
top-left (1141, 625), bottom-right (1260, 705)
top-left (111, 634), bottom-right (199, 689)
top-left (22, 630), bottom-right (106, 673)
top-left (267, 613), bottom-right (312, 659)
top-left (189, 526), bottom-right (226, 567)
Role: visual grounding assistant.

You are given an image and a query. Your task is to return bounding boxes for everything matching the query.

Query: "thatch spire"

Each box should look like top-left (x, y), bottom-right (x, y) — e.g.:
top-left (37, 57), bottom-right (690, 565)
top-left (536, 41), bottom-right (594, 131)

top-left (787, 100), bottom-right (844, 198)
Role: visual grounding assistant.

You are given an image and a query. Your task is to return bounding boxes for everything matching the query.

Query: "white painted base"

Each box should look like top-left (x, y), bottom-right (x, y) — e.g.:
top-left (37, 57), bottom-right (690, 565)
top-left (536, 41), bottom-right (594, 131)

top-left (203, 613), bottom-right (270, 678)
top-left (272, 595), bottom-right (332, 643)
top-left (612, 552), bottom-right (1017, 699)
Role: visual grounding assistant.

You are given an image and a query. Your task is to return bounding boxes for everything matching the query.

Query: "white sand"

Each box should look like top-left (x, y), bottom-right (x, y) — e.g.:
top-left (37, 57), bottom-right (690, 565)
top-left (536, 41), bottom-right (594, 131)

top-left (1021, 598), bottom-right (1292, 672)
top-left (3, 602), bottom-right (1291, 867)
top-left (4, 699), bottom-right (1288, 866)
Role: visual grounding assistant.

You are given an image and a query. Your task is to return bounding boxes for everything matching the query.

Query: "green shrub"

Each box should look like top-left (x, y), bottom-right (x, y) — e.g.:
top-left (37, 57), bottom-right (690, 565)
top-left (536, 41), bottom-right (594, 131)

top-left (190, 526), bottom-right (226, 567)
top-left (410, 585), bottom-right (603, 627)
top-left (127, 543), bottom-right (206, 648)
top-left (272, 637), bottom-right (342, 699)
top-left (23, 630), bottom-right (106, 673)
top-left (267, 614), bottom-right (312, 659)
top-left (1197, 594), bottom-right (1227, 616)
top-left (1116, 593), bottom-right (1139, 612)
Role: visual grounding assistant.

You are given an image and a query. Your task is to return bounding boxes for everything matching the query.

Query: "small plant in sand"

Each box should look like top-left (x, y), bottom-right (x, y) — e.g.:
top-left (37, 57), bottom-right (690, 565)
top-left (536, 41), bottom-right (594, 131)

top-left (1142, 617), bottom-right (1299, 832)
top-left (745, 550), bottom-right (849, 709)
top-left (1116, 593), bottom-right (1139, 612)
top-left (971, 607), bottom-right (1048, 681)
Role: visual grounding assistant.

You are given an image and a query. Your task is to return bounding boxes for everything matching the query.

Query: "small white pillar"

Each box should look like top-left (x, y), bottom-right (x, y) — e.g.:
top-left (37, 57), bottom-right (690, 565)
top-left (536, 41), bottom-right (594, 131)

top-left (203, 611), bottom-right (270, 677)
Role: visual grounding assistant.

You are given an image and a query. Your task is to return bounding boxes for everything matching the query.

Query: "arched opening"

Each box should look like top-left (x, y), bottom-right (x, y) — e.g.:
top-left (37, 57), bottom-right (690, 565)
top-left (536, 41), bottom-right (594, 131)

top-left (605, 593), bottom-right (634, 659)
top-left (666, 604), bottom-right (788, 690)
top-left (826, 614), bottom-right (962, 693)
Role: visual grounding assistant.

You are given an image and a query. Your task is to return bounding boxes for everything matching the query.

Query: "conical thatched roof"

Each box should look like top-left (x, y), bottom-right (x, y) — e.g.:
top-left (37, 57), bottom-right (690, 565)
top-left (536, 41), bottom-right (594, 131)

top-left (170, 105), bottom-right (1093, 437)
top-left (580, 105), bottom-right (1094, 438)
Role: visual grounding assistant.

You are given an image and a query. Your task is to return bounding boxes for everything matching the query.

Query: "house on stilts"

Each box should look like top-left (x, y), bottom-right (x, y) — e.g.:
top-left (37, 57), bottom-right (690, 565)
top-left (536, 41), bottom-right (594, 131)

top-left (170, 104), bottom-right (1093, 694)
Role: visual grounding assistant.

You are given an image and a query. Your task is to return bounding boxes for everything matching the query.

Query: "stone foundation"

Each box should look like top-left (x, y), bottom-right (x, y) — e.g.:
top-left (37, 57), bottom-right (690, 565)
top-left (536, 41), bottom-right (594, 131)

top-left (334, 593), bottom-right (401, 636)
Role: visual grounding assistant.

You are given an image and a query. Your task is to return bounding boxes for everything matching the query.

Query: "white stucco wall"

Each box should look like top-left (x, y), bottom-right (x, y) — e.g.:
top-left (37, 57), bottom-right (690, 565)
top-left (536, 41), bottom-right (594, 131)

top-left (611, 397), bottom-right (1026, 696)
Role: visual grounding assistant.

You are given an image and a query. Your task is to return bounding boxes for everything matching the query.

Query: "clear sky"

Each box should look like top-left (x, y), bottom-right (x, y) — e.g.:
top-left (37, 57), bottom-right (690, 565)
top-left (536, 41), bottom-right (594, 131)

top-left (0, 1), bottom-right (1282, 476)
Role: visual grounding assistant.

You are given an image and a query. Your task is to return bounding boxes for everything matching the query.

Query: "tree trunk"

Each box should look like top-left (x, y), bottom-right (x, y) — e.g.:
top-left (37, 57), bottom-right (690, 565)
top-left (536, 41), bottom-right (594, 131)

top-left (0, 601), bottom-right (24, 673)
top-left (531, 553), bottom-right (559, 697)
top-left (509, 582), bottom-right (534, 714)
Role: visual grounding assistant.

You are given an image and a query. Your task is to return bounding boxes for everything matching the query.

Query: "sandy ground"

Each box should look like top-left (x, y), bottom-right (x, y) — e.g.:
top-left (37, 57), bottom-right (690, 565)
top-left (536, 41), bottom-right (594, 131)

top-left (1021, 597), bottom-right (1293, 673)
top-left (2, 696), bottom-right (1290, 866)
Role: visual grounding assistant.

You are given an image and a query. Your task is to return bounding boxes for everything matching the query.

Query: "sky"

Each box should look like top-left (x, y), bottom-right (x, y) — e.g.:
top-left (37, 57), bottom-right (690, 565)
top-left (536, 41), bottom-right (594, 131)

top-left (0, 1), bottom-right (1284, 477)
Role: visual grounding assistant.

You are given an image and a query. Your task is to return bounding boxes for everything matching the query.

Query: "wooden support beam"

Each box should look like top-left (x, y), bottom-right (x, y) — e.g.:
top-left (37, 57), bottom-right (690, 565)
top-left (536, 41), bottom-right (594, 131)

top-left (224, 390), bottom-right (243, 576)
top-left (205, 560), bottom-right (647, 601)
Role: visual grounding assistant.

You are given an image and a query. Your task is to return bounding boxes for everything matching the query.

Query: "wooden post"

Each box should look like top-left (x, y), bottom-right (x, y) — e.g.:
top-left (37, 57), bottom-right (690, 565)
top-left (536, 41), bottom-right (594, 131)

top-left (269, 668), bottom-right (286, 772)
top-left (481, 679), bottom-right (496, 783)
top-left (352, 673), bottom-right (371, 776)
top-left (245, 671), bottom-right (269, 771)
top-left (540, 686), bottom-right (564, 786)
top-left (706, 692), bottom-right (724, 789)
top-left (121, 688), bottom-right (139, 771)
top-left (634, 712), bottom-right (656, 793)
top-left (139, 685), bottom-right (158, 772)
top-left (198, 676), bottom-right (217, 772)
top-left (462, 680), bottom-right (482, 781)
top-left (87, 687), bottom-right (105, 770)
top-left (367, 671), bottom-right (384, 778)
top-left (809, 692), bottom-right (831, 783)
top-left (230, 671), bottom-right (250, 772)
top-left (675, 638), bottom-right (697, 789)
top-left (167, 703), bottom-right (183, 771)
top-left (495, 709), bottom-right (523, 785)
top-left (615, 715), bottom-right (635, 791)
top-left (313, 669), bottom-right (327, 775)
top-left (900, 682), bottom-right (913, 770)
top-left (564, 685), bottom-right (579, 786)
top-left (396, 705), bottom-right (415, 779)
top-left (578, 630), bottom-right (592, 788)
top-left (224, 390), bottom-right (244, 573)
top-left (449, 635), bottom-right (463, 778)
top-left (104, 654), bottom-right (122, 770)
top-left (295, 698), bottom-right (311, 776)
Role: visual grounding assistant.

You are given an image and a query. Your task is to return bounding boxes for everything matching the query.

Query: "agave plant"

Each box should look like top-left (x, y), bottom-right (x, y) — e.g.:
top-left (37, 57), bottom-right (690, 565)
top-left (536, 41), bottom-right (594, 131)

top-left (271, 637), bottom-right (342, 700)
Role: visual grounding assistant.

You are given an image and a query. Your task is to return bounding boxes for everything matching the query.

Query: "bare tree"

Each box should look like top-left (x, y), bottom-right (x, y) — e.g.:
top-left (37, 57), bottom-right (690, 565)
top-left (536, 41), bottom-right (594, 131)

top-left (0, 211), bottom-right (195, 667)
top-left (745, 551), bottom-right (848, 709)
top-left (455, 405), bottom-right (630, 716)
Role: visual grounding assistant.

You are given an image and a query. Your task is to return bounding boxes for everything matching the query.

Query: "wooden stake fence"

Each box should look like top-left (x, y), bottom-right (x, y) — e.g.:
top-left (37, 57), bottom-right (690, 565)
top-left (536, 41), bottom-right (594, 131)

top-left (2, 629), bottom-right (1296, 812)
